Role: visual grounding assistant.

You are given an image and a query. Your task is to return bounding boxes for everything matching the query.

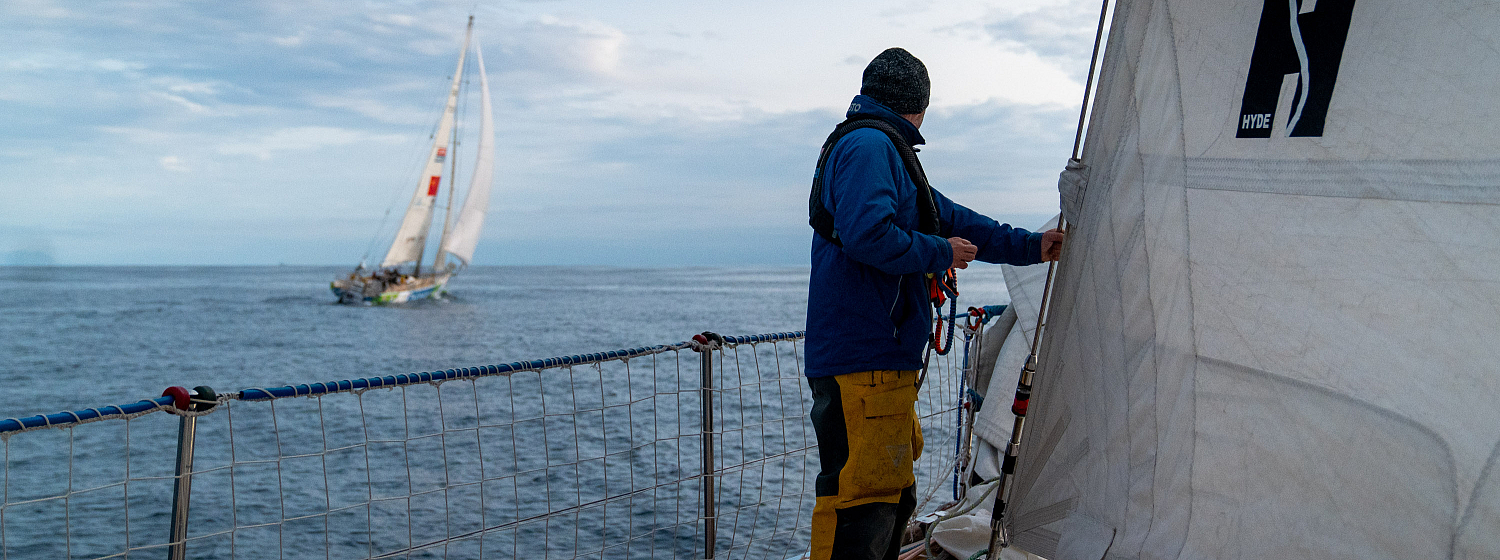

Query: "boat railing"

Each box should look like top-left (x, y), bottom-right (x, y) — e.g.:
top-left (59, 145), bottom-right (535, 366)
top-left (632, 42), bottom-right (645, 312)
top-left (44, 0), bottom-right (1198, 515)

top-left (0, 323), bottom-right (986, 559)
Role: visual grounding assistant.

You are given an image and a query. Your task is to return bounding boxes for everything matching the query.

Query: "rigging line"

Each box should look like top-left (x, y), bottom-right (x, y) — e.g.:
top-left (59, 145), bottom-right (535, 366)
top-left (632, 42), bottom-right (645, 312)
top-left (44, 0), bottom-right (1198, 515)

top-left (1072, 0), bottom-right (1115, 161)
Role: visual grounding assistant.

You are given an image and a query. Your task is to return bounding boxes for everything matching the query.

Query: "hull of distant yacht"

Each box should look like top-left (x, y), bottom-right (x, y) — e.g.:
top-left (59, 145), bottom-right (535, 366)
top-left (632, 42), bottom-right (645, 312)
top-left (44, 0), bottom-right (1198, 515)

top-left (330, 273), bottom-right (449, 305)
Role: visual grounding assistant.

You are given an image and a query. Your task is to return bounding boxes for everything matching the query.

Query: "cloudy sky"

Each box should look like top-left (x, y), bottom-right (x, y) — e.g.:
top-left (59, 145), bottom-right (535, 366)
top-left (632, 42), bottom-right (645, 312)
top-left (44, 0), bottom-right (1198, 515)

top-left (1, 0), bottom-right (1105, 266)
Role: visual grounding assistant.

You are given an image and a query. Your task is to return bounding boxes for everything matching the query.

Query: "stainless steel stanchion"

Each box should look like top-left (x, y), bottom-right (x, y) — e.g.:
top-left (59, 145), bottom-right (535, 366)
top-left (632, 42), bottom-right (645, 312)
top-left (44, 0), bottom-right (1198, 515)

top-left (167, 413), bottom-right (196, 560)
top-left (692, 333), bottom-right (722, 559)
top-left (163, 385), bottom-right (216, 560)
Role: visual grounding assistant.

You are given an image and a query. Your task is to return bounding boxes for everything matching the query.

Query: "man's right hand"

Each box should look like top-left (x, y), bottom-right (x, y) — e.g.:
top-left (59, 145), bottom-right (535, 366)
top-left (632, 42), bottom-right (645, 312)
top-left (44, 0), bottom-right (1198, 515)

top-left (949, 237), bottom-right (977, 269)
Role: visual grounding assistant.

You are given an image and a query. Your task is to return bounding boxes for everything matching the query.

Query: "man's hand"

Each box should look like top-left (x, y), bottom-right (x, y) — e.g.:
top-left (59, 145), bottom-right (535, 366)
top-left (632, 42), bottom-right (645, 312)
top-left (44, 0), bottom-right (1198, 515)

top-left (949, 237), bottom-right (977, 269)
top-left (1040, 229), bottom-right (1066, 262)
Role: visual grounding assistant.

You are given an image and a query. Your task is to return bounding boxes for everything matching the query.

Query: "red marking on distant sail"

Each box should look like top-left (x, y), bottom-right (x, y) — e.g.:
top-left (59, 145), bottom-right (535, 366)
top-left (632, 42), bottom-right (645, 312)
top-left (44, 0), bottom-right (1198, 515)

top-left (427, 176), bottom-right (441, 196)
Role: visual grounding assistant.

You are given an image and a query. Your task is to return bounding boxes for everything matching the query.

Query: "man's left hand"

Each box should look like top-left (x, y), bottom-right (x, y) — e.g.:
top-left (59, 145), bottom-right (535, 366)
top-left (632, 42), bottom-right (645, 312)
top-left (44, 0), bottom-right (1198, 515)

top-left (1040, 229), bottom-right (1065, 262)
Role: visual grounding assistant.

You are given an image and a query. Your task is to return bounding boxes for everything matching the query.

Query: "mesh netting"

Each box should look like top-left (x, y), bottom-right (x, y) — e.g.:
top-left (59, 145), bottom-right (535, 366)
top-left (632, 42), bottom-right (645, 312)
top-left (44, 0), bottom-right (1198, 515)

top-left (2, 330), bottom-right (973, 560)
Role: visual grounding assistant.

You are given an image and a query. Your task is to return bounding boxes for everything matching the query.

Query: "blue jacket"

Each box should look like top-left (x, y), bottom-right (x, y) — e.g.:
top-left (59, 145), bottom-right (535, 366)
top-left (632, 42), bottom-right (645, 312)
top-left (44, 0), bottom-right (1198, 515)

top-left (805, 95), bottom-right (1044, 377)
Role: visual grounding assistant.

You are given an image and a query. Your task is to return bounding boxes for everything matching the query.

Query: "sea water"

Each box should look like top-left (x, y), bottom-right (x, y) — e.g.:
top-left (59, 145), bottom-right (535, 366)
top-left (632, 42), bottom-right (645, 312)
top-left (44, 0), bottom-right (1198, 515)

top-left (0, 265), bottom-right (1011, 418)
top-left (0, 265), bottom-right (1013, 558)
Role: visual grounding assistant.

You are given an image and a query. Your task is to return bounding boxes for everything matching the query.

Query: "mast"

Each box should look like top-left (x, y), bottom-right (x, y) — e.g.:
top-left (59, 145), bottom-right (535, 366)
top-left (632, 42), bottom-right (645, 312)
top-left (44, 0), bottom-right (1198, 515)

top-left (380, 16), bottom-right (474, 274)
top-left (434, 78), bottom-right (463, 275)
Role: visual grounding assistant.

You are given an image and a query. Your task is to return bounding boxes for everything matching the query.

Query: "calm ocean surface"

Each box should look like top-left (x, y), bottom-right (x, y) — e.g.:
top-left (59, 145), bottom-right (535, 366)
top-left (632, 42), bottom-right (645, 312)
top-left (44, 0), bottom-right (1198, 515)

top-left (0, 265), bottom-right (1011, 418)
top-left (0, 265), bottom-right (1011, 559)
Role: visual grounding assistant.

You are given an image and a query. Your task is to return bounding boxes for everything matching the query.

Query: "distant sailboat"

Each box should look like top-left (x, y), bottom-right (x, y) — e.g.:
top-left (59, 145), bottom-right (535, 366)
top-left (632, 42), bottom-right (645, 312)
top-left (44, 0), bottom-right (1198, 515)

top-left (332, 16), bottom-right (495, 305)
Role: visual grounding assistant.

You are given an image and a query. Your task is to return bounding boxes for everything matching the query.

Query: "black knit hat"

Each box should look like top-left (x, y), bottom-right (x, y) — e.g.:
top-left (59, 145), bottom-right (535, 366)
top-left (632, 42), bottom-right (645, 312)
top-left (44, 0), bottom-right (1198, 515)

top-left (861, 47), bottom-right (930, 114)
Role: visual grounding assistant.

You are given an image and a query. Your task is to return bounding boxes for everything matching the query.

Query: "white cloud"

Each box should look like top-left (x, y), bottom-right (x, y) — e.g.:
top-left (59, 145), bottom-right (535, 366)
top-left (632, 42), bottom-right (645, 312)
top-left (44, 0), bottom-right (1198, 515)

top-left (307, 93), bottom-right (431, 125)
top-left (1, 0), bottom-right (68, 19)
top-left (370, 13), bottom-right (417, 27)
top-left (94, 59), bottom-right (146, 73)
top-left (216, 126), bottom-right (403, 161)
top-left (159, 155), bottom-right (189, 172)
top-left (149, 91), bottom-right (209, 114)
top-left (163, 80), bottom-right (219, 95)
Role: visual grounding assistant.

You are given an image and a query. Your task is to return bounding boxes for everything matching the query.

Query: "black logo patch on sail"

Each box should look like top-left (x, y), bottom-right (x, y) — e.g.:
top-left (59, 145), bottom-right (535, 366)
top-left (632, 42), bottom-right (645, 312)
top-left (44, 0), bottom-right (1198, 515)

top-left (1236, 0), bottom-right (1356, 138)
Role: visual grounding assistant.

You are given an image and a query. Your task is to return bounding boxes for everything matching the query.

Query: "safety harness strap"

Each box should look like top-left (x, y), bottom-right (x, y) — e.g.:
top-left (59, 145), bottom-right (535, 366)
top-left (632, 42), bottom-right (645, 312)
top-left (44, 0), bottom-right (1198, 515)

top-left (808, 117), bottom-right (940, 247)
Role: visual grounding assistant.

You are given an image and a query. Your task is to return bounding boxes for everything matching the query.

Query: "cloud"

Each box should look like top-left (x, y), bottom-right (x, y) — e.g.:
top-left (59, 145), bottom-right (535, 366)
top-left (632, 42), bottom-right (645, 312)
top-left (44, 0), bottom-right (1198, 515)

top-left (982, 0), bottom-right (1106, 74)
top-left (149, 91), bottom-right (210, 113)
top-left (495, 15), bottom-right (629, 80)
top-left (1, 0), bottom-right (68, 19)
top-left (0, 0), bottom-right (1088, 265)
top-left (216, 126), bottom-right (403, 160)
top-left (370, 13), bottom-right (417, 27)
top-left (94, 59), bottom-right (146, 73)
top-left (159, 155), bottom-right (189, 172)
top-left (162, 80), bottom-right (220, 95)
top-left (307, 93), bottom-right (432, 125)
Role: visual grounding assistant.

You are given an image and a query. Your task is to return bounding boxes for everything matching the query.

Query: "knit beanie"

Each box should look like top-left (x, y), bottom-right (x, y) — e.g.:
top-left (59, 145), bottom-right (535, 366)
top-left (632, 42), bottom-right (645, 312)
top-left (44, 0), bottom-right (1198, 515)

top-left (860, 47), bottom-right (930, 115)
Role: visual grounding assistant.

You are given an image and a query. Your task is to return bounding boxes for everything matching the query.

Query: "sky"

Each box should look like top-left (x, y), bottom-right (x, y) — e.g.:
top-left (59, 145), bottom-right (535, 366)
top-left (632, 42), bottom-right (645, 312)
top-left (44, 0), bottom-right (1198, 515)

top-left (0, 0), bottom-right (1106, 266)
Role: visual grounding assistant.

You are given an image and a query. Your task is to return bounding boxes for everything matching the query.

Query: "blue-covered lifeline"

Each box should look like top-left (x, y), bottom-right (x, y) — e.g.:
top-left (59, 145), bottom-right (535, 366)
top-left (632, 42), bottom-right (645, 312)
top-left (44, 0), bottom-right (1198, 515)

top-left (805, 95), bottom-right (1043, 378)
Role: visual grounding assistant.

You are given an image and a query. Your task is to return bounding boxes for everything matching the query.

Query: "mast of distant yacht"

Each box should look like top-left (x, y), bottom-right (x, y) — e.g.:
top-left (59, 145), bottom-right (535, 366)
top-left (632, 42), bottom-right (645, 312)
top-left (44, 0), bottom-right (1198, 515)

top-left (433, 16), bottom-right (473, 276)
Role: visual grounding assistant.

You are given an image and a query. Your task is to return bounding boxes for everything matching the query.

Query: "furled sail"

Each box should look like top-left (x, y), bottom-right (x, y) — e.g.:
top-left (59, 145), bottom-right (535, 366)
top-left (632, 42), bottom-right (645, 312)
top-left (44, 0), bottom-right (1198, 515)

top-left (381, 22), bottom-right (474, 268)
top-left (439, 41), bottom-right (494, 267)
top-left (1004, 0), bottom-right (1500, 558)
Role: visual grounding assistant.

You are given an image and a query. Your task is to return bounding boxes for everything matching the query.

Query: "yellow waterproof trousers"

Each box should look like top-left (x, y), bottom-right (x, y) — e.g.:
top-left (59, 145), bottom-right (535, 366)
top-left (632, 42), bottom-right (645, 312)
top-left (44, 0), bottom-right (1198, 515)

top-left (808, 370), bottom-right (924, 560)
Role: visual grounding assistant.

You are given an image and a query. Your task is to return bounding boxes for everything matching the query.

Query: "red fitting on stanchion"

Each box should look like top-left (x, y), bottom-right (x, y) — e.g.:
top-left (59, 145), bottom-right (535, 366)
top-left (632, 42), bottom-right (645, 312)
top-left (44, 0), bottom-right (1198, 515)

top-left (692, 333), bottom-right (709, 345)
top-left (163, 386), bottom-right (192, 411)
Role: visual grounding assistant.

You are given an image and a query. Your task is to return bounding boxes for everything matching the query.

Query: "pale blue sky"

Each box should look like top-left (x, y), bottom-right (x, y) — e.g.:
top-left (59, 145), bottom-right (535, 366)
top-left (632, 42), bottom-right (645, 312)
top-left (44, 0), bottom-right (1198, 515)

top-left (1, 0), bottom-right (1101, 265)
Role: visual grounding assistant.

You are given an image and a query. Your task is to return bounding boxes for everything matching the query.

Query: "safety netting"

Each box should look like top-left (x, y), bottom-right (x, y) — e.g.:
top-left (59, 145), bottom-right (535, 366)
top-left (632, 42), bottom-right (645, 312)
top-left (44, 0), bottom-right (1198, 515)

top-left (1, 325), bottom-right (981, 560)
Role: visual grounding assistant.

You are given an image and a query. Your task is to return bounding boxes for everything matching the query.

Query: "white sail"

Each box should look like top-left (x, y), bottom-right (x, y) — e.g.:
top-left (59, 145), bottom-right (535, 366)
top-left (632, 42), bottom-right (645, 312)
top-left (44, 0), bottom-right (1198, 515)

top-left (439, 41), bottom-right (494, 267)
top-left (1004, 1), bottom-right (1500, 558)
top-left (381, 21), bottom-right (474, 269)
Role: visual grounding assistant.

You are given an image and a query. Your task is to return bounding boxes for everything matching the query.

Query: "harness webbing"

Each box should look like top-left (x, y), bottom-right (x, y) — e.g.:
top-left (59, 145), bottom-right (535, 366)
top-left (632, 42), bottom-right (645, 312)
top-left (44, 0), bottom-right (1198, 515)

top-left (808, 117), bottom-right (940, 246)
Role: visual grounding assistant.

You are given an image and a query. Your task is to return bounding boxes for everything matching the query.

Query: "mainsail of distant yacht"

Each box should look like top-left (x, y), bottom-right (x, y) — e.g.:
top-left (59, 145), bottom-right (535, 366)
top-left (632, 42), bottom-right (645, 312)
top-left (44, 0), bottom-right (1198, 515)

top-left (333, 17), bottom-right (495, 305)
top-left (974, 0), bottom-right (1500, 558)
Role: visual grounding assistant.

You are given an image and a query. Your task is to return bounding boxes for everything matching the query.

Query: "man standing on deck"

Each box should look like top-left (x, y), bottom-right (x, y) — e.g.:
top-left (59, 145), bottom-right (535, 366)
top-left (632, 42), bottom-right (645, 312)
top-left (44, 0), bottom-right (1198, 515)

top-left (805, 48), bottom-right (1063, 560)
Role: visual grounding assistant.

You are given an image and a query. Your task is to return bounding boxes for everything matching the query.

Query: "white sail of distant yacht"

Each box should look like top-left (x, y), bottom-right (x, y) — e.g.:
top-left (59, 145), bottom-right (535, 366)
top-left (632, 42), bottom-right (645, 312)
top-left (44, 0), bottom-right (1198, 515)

top-left (438, 42), bottom-right (494, 268)
top-left (972, 0), bottom-right (1500, 558)
top-left (332, 16), bottom-right (497, 305)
